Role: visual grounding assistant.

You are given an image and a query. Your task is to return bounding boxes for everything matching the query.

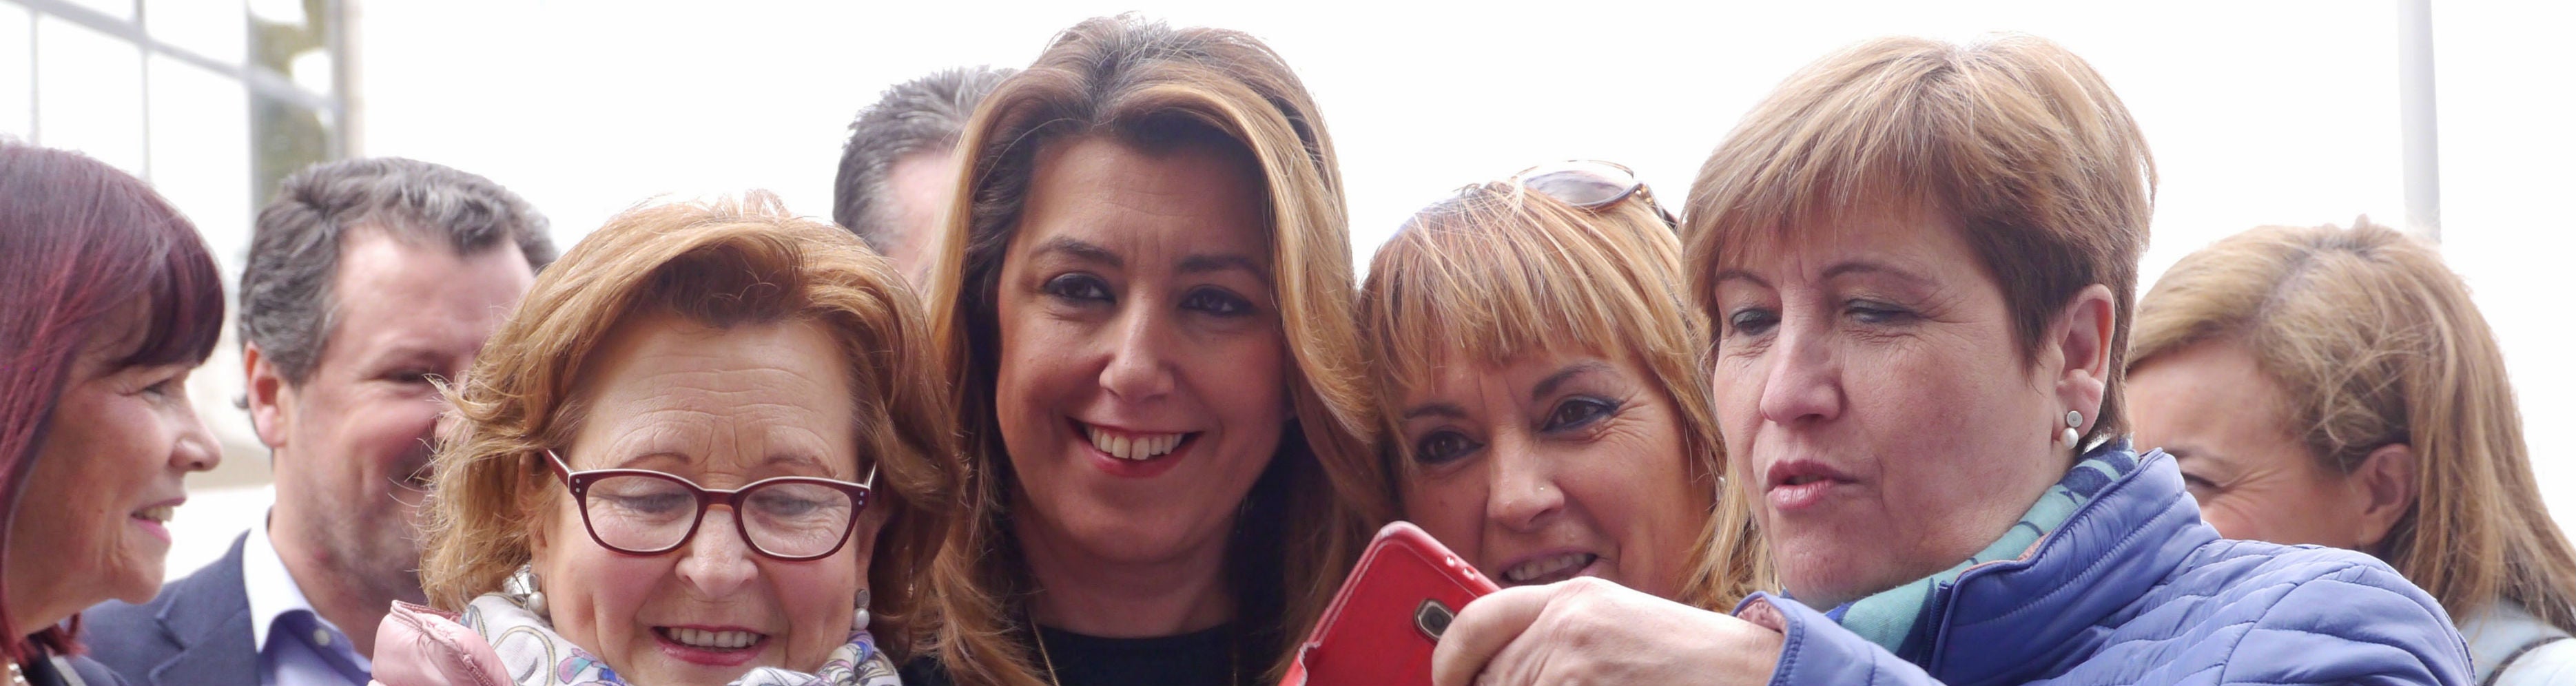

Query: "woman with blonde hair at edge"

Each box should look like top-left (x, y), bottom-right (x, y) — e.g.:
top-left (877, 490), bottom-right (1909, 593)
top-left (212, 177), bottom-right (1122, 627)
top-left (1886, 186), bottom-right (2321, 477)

top-left (2130, 219), bottom-right (2576, 684)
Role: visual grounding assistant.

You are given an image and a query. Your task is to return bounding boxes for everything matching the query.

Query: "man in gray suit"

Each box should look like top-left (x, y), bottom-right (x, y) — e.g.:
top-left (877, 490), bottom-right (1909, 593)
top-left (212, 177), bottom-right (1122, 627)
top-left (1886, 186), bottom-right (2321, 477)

top-left (81, 158), bottom-right (554, 686)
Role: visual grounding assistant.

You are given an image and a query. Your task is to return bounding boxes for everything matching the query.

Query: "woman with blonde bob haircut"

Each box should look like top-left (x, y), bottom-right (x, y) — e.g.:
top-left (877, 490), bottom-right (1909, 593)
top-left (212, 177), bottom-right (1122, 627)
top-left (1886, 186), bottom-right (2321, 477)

top-left (909, 14), bottom-right (1389, 686)
top-left (2130, 219), bottom-right (2576, 684)
top-left (1429, 35), bottom-right (2468, 686)
top-left (1359, 165), bottom-right (1765, 611)
top-left (375, 193), bottom-right (961, 686)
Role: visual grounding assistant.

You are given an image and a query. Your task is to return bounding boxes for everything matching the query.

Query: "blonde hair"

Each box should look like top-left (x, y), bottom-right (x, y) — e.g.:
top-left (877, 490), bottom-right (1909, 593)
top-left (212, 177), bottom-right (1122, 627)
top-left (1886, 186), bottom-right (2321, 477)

top-left (2130, 219), bottom-right (2576, 634)
top-left (419, 193), bottom-right (962, 661)
top-left (1359, 180), bottom-right (1769, 610)
top-left (1683, 34), bottom-right (2156, 442)
top-left (914, 14), bottom-right (1390, 685)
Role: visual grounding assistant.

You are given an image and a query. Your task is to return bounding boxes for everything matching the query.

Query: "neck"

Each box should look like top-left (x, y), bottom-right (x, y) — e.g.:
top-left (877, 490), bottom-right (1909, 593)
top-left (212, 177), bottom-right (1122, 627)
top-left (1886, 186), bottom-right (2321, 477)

top-left (1016, 508), bottom-right (1236, 638)
top-left (265, 501), bottom-right (418, 656)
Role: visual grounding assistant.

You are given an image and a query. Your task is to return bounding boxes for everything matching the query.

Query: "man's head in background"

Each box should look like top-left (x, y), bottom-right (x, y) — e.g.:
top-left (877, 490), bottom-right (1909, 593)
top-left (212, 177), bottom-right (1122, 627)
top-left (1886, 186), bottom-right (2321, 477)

top-left (238, 157), bottom-right (553, 650)
top-left (834, 65), bottom-right (1015, 284)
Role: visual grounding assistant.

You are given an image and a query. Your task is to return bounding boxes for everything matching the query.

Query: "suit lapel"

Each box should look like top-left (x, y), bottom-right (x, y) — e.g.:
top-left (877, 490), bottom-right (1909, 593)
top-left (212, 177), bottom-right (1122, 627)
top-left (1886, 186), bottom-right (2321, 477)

top-left (148, 534), bottom-right (260, 686)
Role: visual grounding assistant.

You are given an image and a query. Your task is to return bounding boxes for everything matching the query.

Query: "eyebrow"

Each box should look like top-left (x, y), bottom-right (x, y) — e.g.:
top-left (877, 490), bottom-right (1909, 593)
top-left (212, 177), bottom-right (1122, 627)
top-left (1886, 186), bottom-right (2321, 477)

top-left (1033, 236), bottom-right (1121, 269)
top-left (1820, 260), bottom-right (1935, 288)
top-left (1709, 260), bottom-right (1937, 293)
top-left (1401, 403), bottom-right (1470, 421)
top-left (1709, 269), bottom-right (1770, 289)
top-left (1532, 360), bottom-right (1615, 402)
top-left (1177, 253), bottom-right (1265, 280)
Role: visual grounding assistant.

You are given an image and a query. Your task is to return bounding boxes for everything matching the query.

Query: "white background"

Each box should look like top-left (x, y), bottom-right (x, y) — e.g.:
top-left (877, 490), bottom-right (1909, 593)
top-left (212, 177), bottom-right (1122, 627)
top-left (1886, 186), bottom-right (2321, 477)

top-left (123, 0), bottom-right (2576, 575)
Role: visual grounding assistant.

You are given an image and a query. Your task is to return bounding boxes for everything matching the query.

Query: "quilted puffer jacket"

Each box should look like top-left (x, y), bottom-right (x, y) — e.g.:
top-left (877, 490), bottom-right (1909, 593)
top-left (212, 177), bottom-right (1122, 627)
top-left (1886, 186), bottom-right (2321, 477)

top-left (1740, 444), bottom-right (2473, 685)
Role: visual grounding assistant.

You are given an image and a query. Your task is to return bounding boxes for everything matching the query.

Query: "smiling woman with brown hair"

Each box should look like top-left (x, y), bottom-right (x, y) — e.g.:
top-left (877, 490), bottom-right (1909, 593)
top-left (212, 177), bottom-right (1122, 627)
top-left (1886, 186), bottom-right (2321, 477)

top-left (1, 142), bottom-right (227, 686)
top-left (906, 14), bottom-right (1391, 686)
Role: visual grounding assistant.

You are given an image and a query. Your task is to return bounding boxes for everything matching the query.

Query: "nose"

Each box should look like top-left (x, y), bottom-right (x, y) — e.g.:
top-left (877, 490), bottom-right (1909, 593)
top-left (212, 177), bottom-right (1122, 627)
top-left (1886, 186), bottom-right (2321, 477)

top-left (1755, 315), bottom-right (1843, 426)
top-left (172, 397), bottom-right (221, 474)
top-left (1098, 304), bottom-right (1176, 402)
top-left (674, 508), bottom-right (761, 599)
top-left (1484, 435), bottom-right (1564, 533)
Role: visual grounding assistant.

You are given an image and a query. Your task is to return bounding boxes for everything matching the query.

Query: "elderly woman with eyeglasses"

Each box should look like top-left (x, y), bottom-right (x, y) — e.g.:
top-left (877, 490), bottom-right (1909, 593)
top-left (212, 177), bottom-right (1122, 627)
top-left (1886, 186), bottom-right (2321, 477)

top-left (367, 194), bottom-right (962, 686)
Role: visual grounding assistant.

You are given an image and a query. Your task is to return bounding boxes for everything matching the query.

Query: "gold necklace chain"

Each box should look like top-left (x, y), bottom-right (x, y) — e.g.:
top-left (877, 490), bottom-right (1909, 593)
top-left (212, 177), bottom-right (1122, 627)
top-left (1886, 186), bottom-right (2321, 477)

top-left (1033, 628), bottom-right (1061, 686)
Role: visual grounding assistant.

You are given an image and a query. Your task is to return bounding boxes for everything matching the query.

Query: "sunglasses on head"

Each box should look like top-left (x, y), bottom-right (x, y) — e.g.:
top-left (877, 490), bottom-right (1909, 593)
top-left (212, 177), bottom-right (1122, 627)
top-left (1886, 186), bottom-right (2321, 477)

top-left (1512, 160), bottom-right (1678, 229)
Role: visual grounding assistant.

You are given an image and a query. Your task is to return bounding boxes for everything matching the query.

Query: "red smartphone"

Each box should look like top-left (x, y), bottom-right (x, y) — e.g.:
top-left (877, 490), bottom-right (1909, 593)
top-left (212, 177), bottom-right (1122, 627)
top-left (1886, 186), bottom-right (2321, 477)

top-left (1279, 521), bottom-right (1498, 686)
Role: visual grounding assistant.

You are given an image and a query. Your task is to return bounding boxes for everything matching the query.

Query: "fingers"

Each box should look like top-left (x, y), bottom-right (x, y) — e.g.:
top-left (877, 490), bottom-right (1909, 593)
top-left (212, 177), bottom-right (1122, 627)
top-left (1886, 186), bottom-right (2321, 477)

top-left (1430, 585), bottom-right (1555, 686)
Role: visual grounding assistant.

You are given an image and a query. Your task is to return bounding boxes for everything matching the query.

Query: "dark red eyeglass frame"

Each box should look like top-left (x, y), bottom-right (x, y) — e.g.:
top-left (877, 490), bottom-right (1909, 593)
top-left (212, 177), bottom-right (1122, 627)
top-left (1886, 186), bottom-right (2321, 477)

top-left (1513, 159), bottom-right (1679, 229)
top-left (541, 449), bottom-right (876, 562)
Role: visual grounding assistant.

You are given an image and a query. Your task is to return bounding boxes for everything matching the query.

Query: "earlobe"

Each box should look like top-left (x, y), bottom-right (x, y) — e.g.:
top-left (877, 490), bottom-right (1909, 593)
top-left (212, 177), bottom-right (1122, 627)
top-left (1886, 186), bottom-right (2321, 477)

top-left (243, 343), bottom-right (291, 448)
top-left (2351, 442), bottom-right (2420, 553)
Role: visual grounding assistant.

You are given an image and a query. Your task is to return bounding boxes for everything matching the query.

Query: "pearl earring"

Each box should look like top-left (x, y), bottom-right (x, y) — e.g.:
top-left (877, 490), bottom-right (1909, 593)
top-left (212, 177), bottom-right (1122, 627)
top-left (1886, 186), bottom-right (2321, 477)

top-left (852, 587), bottom-right (872, 631)
top-left (2061, 410), bottom-right (2083, 449)
top-left (508, 564), bottom-right (549, 621)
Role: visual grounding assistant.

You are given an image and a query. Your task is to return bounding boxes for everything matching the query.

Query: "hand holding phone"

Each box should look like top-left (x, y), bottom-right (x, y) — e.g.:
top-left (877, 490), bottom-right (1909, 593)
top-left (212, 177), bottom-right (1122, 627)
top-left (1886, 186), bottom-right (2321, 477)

top-left (1280, 521), bottom-right (1498, 686)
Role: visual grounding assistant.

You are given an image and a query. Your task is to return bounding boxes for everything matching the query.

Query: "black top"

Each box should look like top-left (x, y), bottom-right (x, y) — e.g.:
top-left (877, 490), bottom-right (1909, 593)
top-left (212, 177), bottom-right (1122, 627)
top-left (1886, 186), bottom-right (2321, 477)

top-left (900, 624), bottom-right (1247, 686)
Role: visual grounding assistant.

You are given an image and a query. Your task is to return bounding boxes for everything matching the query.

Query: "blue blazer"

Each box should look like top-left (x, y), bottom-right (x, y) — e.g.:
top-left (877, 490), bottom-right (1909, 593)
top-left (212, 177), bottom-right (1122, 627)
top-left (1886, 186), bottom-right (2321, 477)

top-left (79, 533), bottom-right (257, 686)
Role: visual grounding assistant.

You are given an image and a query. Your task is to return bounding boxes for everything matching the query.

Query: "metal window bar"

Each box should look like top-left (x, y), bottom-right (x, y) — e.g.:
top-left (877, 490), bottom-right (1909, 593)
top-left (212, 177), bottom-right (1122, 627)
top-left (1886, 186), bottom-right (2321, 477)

top-left (6, 0), bottom-right (346, 156)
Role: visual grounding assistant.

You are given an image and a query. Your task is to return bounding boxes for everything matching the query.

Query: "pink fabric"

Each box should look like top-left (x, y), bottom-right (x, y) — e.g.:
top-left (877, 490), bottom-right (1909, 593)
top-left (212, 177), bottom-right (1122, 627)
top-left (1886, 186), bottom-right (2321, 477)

top-left (368, 601), bottom-right (510, 686)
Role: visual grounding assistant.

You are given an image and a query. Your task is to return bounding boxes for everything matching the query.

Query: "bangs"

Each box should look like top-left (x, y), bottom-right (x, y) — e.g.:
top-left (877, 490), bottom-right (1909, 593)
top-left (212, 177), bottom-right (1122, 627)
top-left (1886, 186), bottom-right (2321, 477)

top-left (1363, 184), bottom-right (1676, 402)
top-left (1687, 45), bottom-right (1959, 280)
top-left (120, 200), bottom-right (227, 369)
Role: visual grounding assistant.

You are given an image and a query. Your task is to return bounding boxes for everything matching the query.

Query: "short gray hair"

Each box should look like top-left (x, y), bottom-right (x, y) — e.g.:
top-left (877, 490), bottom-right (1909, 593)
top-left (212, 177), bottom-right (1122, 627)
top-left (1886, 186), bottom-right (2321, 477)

top-left (832, 65), bottom-right (1015, 251)
top-left (239, 157), bottom-right (555, 386)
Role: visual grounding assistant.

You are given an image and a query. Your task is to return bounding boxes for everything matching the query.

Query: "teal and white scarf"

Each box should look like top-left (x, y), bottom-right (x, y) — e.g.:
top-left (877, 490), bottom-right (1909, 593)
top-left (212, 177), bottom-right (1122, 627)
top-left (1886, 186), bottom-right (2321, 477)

top-left (459, 594), bottom-right (903, 686)
top-left (1831, 445), bottom-right (2143, 652)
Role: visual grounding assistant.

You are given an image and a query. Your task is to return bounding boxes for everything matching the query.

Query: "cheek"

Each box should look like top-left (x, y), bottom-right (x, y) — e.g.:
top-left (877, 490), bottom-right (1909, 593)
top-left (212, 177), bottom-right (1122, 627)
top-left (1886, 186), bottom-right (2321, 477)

top-left (766, 552), bottom-right (863, 667)
top-left (1586, 426), bottom-right (1704, 590)
top-left (992, 311), bottom-right (1081, 426)
top-left (1708, 361), bottom-right (1762, 458)
top-left (1399, 469), bottom-right (1485, 563)
top-left (537, 511), bottom-right (663, 652)
top-left (1190, 330), bottom-right (1292, 424)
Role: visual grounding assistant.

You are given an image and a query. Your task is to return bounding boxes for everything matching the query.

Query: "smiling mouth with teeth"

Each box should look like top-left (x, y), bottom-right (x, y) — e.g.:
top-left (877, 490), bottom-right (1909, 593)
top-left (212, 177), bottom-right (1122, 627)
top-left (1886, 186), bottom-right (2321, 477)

top-left (655, 627), bottom-right (765, 651)
top-left (1081, 424), bottom-right (1194, 461)
top-left (133, 505), bottom-right (174, 523)
top-left (1499, 552), bottom-right (1599, 585)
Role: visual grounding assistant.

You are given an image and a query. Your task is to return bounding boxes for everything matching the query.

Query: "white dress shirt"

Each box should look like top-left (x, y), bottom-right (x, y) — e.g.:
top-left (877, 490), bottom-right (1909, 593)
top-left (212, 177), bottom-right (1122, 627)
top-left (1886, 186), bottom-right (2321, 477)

top-left (244, 520), bottom-right (375, 686)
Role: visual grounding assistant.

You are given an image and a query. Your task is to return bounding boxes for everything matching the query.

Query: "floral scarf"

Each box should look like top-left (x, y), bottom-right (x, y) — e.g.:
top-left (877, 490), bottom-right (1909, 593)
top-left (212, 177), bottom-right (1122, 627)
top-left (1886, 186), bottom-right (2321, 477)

top-left (459, 593), bottom-right (903, 686)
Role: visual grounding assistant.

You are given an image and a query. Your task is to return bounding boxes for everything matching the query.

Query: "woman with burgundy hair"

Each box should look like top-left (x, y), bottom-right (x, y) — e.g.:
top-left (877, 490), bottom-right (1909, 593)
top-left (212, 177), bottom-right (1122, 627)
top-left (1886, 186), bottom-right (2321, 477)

top-left (0, 142), bottom-right (228, 686)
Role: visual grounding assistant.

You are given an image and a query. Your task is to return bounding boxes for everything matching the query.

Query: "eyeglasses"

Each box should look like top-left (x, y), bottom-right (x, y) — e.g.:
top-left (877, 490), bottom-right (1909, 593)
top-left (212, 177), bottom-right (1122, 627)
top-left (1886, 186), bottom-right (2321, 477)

top-left (542, 450), bottom-right (876, 561)
top-left (1512, 160), bottom-right (1678, 229)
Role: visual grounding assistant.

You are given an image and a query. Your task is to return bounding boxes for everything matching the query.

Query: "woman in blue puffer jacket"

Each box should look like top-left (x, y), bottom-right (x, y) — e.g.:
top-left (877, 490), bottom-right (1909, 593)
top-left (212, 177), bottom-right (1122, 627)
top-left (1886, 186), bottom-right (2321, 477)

top-left (1427, 34), bottom-right (2472, 686)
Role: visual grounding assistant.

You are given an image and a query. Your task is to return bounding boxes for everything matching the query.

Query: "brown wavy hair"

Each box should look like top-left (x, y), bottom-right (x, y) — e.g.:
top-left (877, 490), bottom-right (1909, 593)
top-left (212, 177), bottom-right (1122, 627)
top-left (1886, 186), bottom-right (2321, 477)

top-left (1361, 180), bottom-right (1770, 610)
top-left (418, 193), bottom-right (962, 661)
top-left (913, 14), bottom-right (1390, 686)
top-left (2131, 219), bottom-right (2576, 635)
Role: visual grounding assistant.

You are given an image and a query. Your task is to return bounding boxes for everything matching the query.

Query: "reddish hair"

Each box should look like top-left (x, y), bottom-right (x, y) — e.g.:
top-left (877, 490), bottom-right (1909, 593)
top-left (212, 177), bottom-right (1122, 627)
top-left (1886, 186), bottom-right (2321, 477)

top-left (0, 143), bottom-right (225, 660)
